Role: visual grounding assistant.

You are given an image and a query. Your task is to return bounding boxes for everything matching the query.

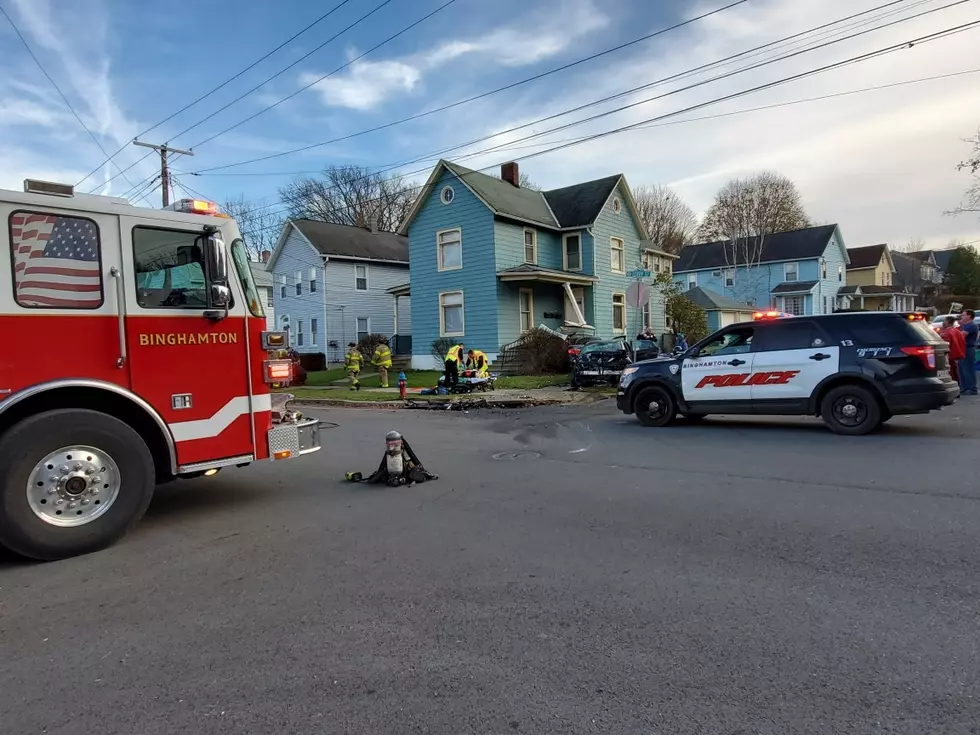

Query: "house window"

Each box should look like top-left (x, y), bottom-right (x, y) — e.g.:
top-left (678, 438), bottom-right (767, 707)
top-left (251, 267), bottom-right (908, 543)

top-left (523, 229), bottom-right (537, 264)
top-left (642, 299), bottom-right (652, 329)
top-left (266, 287), bottom-right (273, 308)
top-left (563, 233), bottom-right (581, 271)
top-left (296, 318), bottom-right (304, 347)
top-left (610, 237), bottom-right (625, 274)
top-left (311, 318), bottom-right (318, 346)
top-left (822, 296), bottom-right (828, 314)
top-left (356, 317), bottom-right (369, 343)
top-left (838, 264), bottom-right (843, 282)
top-left (821, 261), bottom-right (827, 279)
top-left (279, 275), bottom-right (286, 299)
top-left (519, 288), bottom-right (534, 333)
top-left (355, 264), bottom-right (368, 291)
top-left (437, 228), bottom-right (462, 271)
top-left (9, 211), bottom-right (104, 309)
top-left (309, 266), bottom-right (317, 293)
top-left (440, 291), bottom-right (464, 337)
top-left (612, 197), bottom-right (622, 214)
top-left (565, 286), bottom-right (585, 324)
top-left (440, 186), bottom-right (455, 205)
top-left (295, 270), bottom-right (302, 295)
top-left (724, 269), bottom-right (735, 288)
top-left (784, 262), bottom-right (799, 282)
top-left (612, 293), bottom-right (626, 333)
top-left (784, 295), bottom-right (804, 315)
top-left (687, 273), bottom-right (696, 290)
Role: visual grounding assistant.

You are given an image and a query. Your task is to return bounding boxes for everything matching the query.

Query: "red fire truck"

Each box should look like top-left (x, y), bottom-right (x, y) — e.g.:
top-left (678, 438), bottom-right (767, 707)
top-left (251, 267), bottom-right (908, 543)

top-left (0, 180), bottom-right (321, 560)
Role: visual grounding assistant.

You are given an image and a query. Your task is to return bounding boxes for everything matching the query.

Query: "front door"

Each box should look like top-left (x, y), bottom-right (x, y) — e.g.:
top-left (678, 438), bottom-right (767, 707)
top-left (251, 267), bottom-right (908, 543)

top-left (119, 218), bottom-right (254, 468)
top-left (681, 325), bottom-right (756, 410)
top-left (749, 320), bottom-right (839, 408)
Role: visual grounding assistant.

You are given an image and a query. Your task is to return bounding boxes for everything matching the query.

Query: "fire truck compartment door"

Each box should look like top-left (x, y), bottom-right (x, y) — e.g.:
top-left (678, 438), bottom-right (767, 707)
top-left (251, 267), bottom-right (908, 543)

top-left (120, 219), bottom-right (255, 466)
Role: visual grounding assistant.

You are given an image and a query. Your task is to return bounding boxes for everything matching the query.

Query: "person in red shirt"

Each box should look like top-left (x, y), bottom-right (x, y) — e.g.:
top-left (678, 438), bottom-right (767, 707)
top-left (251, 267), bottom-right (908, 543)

top-left (939, 316), bottom-right (966, 384)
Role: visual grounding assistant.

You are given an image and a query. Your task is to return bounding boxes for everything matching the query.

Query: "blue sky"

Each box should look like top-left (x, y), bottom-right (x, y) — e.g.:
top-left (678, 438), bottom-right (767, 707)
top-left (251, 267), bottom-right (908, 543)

top-left (2, 0), bottom-right (979, 248)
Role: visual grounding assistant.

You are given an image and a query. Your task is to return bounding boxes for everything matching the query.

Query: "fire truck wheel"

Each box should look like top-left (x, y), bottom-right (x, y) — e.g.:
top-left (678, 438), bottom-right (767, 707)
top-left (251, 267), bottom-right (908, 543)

top-left (0, 409), bottom-right (155, 561)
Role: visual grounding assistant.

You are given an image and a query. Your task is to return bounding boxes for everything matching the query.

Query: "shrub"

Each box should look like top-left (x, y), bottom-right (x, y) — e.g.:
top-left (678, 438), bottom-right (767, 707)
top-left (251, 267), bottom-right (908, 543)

top-left (517, 328), bottom-right (570, 374)
top-left (357, 334), bottom-right (388, 360)
top-left (431, 337), bottom-right (457, 364)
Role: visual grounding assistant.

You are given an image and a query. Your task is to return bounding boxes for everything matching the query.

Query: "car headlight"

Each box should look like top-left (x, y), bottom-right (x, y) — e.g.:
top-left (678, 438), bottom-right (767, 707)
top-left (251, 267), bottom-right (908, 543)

top-left (621, 367), bottom-right (639, 378)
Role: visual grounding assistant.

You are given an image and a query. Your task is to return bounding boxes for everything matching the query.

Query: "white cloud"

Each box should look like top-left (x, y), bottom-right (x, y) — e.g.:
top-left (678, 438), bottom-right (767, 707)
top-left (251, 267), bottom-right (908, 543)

top-left (426, 0), bottom-right (980, 248)
top-left (303, 0), bottom-right (609, 110)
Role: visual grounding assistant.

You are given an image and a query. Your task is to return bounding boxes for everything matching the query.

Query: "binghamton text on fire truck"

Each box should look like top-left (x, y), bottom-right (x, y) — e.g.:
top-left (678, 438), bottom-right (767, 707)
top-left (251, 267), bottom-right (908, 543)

top-left (0, 179), bottom-right (321, 561)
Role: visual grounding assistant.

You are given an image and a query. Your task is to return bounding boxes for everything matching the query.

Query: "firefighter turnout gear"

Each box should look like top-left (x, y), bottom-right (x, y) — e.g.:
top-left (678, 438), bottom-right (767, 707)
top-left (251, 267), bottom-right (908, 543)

top-left (372, 341), bottom-right (393, 388)
top-left (466, 349), bottom-right (489, 378)
top-left (345, 343), bottom-right (362, 390)
top-left (444, 344), bottom-right (464, 391)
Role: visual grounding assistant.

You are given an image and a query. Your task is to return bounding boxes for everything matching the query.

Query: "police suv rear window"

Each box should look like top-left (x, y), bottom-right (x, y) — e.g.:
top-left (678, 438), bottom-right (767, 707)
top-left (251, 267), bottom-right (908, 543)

top-left (908, 319), bottom-right (946, 345)
top-left (836, 316), bottom-right (927, 347)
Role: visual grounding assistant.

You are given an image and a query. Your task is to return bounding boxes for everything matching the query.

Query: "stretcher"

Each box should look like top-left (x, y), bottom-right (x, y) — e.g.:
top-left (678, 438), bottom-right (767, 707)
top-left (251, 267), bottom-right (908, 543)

top-left (438, 372), bottom-right (498, 393)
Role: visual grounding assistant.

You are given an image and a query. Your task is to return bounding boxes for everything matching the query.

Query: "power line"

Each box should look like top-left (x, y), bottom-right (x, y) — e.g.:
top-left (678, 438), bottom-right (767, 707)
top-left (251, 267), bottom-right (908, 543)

top-left (187, 0), bottom-right (461, 150)
top-left (192, 0), bottom-right (910, 175)
top-left (197, 67), bottom-right (980, 176)
top-left (194, 0), bottom-right (969, 211)
top-left (0, 1), bottom-right (153, 204)
top-left (223, 19), bottom-right (980, 237)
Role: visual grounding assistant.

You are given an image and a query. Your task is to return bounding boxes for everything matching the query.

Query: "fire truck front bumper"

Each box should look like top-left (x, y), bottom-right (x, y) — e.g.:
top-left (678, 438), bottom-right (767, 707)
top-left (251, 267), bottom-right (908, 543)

top-left (268, 417), bottom-right (321, 461)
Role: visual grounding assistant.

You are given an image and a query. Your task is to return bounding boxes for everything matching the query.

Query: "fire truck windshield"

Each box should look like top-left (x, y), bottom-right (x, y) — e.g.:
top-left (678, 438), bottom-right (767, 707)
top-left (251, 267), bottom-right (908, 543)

top-left (230, 238), bottom-right (265, 318)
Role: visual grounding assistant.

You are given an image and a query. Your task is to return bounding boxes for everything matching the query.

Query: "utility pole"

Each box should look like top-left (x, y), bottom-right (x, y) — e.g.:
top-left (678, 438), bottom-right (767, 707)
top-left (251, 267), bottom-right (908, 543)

top-left (133, 140), bottom-right (193, 208)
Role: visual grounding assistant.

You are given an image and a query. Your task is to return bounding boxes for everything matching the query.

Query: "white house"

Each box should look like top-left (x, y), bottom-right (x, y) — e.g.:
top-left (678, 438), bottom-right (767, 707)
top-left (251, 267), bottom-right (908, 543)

top-left (267, 219), bottom-right (411, 363)
top-left (249, 257), bottom-right (275, 330)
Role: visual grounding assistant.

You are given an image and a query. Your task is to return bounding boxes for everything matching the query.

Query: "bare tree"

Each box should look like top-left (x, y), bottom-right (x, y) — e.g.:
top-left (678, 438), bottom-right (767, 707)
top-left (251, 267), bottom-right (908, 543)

top-left (279, 165), bottom-right (419, 232)
top-left (632, 184), bottom-right (697, 255)
top-left (695, 172), bottom-right (811, 300)
top-left (222, 196), bottom-right (286, 260)
top-left (948, 130), bottom-right (980, 217)
top-left (903, 236), bottom-right (927, 253)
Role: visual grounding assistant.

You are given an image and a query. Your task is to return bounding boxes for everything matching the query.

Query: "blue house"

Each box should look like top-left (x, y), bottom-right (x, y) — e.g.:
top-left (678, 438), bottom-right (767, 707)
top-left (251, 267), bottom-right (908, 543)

top-left (683, 286), bottom-right (756, 331)
top-left (673, 225), bottom-right (850, 317)
top-left (397, 160), bottom-right (675, 369)
top-left (267, 219), bottom-right (411, 364)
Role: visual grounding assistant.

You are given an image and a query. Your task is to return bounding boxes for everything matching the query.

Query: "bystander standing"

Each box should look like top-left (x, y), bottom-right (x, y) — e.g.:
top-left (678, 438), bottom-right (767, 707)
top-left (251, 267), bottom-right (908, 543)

top-left (939, 317), bottom-right (966, 386)
top-left (958, 310), bottom-right (978, 395)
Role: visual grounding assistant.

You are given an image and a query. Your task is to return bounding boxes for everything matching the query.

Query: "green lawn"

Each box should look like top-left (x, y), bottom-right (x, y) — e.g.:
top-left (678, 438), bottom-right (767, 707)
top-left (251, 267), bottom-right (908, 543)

top-left (304, 368), bottom-right (349, 386)
top-left (356, 370), bottom-right (444, 389)
top-left (496, 374), bottom-right (570, 390)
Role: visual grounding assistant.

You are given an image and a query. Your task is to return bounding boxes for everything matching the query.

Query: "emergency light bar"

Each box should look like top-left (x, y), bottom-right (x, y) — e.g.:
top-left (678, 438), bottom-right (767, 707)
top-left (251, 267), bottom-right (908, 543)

top-left (166, 198), bottom-right (229, 217)
top-left (24, 179), bottom-right (74, 197)
top-left (753, 310), bottom-right (792, 320)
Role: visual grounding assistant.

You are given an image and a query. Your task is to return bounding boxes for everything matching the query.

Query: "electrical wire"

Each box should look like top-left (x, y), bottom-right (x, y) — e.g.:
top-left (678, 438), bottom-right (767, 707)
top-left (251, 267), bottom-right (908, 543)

top-left (74, 0), bottom-right (356, 187)
top-left (0, 1), bottom-right (154, 204)
top-left (192, 0), bottom-right (969, 215)
top-left (218, 20), bottom-right (980, 238)
top-left (191, 0), bottom-right (909, 175)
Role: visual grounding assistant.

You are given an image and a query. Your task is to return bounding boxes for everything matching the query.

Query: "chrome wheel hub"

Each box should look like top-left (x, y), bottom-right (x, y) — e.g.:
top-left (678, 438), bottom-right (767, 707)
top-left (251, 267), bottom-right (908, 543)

top-left (841, 403), bottom-right (858, 418)
top-left (27, 446), bottom-right (121, 527)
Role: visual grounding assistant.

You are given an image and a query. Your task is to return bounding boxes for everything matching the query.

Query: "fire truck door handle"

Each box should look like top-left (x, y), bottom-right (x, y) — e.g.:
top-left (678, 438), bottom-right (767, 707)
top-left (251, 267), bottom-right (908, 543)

top-left (110, 267), bottom-right (127, 369)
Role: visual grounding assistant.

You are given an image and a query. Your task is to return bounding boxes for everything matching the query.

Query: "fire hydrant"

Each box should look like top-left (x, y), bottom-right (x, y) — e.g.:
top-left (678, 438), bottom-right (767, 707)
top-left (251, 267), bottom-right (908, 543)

top-left (398, 371), bottom-right (407, 400)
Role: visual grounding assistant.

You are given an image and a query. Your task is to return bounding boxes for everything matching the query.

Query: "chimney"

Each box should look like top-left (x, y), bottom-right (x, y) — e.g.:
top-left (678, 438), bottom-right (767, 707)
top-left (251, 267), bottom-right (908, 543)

top-left (261, 250), bottom-right (271, 263)
top-left (368, 211), bottom-right (378, 234)
top-left (501, 161), bottom-right (520, 187)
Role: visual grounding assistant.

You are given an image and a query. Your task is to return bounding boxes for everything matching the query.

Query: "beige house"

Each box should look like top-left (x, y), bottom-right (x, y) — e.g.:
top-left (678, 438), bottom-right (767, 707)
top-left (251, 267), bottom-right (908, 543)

top-left (841, 244), bottom-right (915, 312)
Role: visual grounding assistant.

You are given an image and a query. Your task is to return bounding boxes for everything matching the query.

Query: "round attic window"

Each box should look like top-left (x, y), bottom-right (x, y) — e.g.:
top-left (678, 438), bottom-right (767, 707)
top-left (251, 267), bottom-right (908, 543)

top-left (612, 197), bottom-right (622, 213)
top-left (441, 186), bottom-right (455, 205)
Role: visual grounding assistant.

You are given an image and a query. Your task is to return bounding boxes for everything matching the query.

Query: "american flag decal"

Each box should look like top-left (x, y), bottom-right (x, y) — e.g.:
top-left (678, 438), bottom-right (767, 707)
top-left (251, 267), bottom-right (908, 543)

top-left (10, 212), bottom-right (102, 308)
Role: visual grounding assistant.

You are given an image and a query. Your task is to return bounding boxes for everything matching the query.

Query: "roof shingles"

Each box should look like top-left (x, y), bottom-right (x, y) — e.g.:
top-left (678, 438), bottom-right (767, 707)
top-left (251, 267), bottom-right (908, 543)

top-left (675, 225), bottom-right (839, 272)
top-left (846, 244), bottom-right (887, 270)
top-left (291, 220), bottom-right (408, 262)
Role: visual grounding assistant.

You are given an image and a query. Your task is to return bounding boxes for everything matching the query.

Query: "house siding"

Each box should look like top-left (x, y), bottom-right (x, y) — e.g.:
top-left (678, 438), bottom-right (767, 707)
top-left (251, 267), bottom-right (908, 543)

top-left (591, 182), bottom-right (664, 337)
top-left (408, 169), bottom-right (497, 369)
top-left (493, 219), bottom-right (563, 272)
top-left (674, 229), bottom-right (848, 316)
top-left (271, 226), bottom-right (326, 355)
top-left (324, 258), bottom-right (410, 363)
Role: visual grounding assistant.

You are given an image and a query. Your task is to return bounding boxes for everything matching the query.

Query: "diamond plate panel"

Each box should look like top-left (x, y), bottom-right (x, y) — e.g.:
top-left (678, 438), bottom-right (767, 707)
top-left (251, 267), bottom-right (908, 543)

top-left (268, 424), bottom-right (301, 459)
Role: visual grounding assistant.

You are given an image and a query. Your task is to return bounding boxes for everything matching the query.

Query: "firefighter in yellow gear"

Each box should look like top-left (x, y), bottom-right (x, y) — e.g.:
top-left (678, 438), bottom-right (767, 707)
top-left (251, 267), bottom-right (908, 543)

top-left (443, 343), bottom-right (465, 391)
top-left (345, 342), bottom-right (362, 391)
top-left (465, 349), bottom-right (489, 378)
top-left (372, 337), bottom-right (393, 388)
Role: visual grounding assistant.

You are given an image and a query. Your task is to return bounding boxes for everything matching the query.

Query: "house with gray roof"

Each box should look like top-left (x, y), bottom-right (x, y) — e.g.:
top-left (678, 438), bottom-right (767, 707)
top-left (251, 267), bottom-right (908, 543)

top-left (673, 225), bottom-right (850, 317)
top-left (683, 286), bottom-right (757, 330)
top-left (267, 219), bottom-right (411, 363)
top-left (396, 159), bottom-right (675, 369)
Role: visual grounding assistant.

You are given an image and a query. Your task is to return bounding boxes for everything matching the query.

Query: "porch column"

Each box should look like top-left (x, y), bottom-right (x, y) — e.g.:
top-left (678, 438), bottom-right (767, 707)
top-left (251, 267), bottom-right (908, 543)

top-left (563, 282), bottom-right (587, 326)
top-left (860, 296), bottom-right (865, 309)
top-left (889, 295), bottom-right (896, 311)
top-left (393, 295), bottom-right (399, 339)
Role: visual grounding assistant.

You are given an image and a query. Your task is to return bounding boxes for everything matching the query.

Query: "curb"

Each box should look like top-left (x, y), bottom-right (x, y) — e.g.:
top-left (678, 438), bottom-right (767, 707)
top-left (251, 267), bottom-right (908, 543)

top-left (288, 393), bottom-right (610, 410)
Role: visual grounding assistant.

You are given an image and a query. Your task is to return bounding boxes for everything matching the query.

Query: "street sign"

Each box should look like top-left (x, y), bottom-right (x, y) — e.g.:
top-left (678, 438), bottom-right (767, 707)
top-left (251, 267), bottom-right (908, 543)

top-left (626, 269), bottom-right (651, 279)
top-left (626, 282), bottom-right (650, 308)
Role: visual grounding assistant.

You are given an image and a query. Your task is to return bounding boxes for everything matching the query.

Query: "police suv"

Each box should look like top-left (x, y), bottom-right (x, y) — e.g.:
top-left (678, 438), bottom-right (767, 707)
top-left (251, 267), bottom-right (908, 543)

top-left (617, 312), bottom-right (959, 435)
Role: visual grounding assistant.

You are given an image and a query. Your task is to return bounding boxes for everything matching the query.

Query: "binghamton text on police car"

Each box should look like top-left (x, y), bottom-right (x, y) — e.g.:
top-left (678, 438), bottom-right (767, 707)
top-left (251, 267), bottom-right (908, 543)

top-left (617, 311), bottom-right (959, 435)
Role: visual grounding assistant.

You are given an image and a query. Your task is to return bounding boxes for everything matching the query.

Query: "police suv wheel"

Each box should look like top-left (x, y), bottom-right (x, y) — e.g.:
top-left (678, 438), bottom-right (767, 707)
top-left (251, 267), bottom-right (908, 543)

top-left (634, 387), bottom-right (677, 427)
top-left (0, 409), bottom-right (156, 561)
top-left (820, 384), bottom-right (882, 436)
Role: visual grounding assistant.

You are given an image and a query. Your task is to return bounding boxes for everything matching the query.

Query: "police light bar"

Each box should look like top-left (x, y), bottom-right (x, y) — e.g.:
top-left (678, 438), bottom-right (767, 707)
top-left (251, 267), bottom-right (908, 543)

top-left (753, 310), bottom-right (791, 320)
top-left (906, 313), bottom-right (926, 321)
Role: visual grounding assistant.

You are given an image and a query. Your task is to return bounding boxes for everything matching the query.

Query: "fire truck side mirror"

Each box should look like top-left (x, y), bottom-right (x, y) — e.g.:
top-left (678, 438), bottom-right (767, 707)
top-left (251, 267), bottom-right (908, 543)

top-left (205, 233), bottom-right (229, 286)
top-left (210, 284), bottom-right (231, 309)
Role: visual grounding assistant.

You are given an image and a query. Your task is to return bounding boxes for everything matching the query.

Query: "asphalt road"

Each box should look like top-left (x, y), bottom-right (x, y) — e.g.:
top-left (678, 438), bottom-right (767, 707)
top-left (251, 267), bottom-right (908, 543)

top-left (2, 399), bottom-right (979, 734)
